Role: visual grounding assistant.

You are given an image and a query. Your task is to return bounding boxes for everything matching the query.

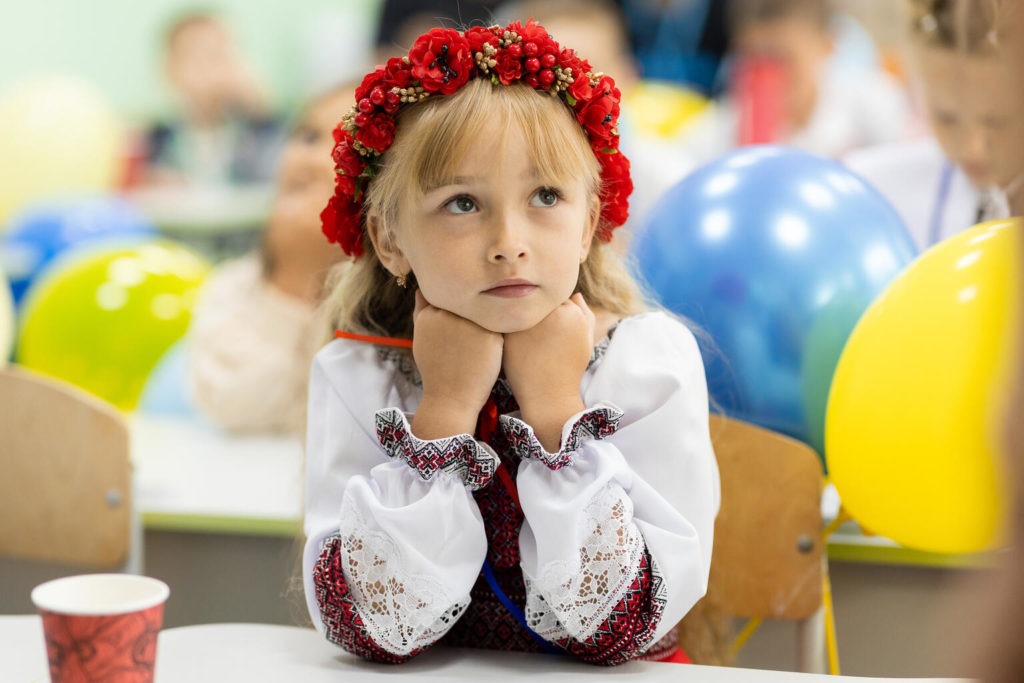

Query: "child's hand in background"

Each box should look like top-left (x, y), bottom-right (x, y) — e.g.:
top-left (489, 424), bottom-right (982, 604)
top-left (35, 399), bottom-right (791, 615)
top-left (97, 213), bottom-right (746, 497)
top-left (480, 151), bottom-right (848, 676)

top-left (503, 293), bottom-right (594, 452)
top-left (411, 290), bottom-right (504, 440)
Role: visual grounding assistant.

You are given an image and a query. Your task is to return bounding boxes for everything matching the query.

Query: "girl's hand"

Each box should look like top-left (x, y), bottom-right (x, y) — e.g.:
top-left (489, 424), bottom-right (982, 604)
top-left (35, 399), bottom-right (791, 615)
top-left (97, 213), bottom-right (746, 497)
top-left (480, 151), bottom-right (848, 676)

top-left (503, 293), bottom-right (595, 451)
top-left (410, 290), bottom-right (504, 440)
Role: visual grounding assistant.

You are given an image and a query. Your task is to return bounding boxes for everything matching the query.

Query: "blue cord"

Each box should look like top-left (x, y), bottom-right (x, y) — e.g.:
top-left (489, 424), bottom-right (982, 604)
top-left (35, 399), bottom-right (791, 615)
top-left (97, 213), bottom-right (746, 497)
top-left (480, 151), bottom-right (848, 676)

top-left (480, 558), bottom-right (562, 655)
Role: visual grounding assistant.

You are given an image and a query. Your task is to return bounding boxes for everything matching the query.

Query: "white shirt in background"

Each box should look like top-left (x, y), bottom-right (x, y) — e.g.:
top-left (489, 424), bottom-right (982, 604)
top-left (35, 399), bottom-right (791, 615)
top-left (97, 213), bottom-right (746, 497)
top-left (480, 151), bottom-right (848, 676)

top-left (842, 137), bottom-right (987, 252)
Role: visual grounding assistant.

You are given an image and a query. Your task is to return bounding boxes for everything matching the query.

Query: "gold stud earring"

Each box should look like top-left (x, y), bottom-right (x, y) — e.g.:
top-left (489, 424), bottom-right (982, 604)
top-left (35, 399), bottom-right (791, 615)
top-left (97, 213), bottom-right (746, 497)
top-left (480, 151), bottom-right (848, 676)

top-left (396, 273), bottom-right (407, 289)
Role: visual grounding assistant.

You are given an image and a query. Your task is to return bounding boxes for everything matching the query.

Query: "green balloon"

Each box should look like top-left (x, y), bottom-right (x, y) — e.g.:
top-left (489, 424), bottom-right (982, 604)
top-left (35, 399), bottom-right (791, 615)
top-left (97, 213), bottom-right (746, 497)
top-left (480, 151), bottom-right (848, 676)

top-left (17, 241), bottom-right (209, 409)
top-left (800, 295), bottom-right (872, 463)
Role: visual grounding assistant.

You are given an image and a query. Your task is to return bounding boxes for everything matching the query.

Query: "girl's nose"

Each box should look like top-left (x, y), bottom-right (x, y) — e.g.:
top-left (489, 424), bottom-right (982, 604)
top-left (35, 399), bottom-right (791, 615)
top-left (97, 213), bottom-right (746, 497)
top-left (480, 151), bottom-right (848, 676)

top-left (487, 211), bottom-right (528, 262)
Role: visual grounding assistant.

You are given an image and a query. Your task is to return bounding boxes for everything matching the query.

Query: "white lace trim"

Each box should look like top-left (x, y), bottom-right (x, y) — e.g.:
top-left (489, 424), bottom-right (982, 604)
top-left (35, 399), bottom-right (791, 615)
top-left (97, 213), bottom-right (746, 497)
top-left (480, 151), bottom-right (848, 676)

top-left (338, 500), bottom-right (468, 655)
top-left (524, 483), bottom-right (645, 642)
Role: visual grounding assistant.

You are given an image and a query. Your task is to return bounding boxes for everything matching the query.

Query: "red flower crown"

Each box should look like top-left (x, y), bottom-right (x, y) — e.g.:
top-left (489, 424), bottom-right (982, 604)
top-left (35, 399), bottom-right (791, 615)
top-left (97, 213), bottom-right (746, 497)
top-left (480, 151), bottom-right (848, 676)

top-left (321, 19), bottom-right (633, 258)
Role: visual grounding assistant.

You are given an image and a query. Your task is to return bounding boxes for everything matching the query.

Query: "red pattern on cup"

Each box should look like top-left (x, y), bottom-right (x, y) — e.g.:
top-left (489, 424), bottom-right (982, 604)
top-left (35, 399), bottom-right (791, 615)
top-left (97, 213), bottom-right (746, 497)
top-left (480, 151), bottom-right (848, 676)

top-left (39, 602), bottom-right (164, 683)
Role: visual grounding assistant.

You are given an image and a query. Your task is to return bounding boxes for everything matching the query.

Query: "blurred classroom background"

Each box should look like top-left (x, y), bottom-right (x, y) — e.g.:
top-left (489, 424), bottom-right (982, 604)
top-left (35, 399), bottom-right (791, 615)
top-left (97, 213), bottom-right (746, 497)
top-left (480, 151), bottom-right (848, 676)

top-left (1, 0), bottom-right (1021, 679)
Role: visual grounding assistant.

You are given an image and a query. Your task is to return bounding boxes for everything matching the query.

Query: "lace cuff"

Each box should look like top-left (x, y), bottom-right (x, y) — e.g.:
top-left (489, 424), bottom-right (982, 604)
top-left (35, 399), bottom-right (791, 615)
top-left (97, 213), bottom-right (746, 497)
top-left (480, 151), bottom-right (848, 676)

top-left (523, 482), bottom-right (648, 643)
top-left (375, 408), bottom-right (498, 490)
top-left (500, 403), bottom-right (622, 470)
top-left (334, 501), bottom-right (470, 656)
top-left (312, 534), bottom-right (420, 663)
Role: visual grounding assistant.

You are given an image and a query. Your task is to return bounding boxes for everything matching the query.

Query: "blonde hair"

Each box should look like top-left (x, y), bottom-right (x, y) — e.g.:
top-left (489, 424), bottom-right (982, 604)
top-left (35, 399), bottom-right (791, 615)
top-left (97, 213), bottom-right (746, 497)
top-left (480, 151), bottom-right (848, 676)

top-left (322, 77), bottom-right (647, 339)
top-left (908, 0), bottom-right (1020, 54)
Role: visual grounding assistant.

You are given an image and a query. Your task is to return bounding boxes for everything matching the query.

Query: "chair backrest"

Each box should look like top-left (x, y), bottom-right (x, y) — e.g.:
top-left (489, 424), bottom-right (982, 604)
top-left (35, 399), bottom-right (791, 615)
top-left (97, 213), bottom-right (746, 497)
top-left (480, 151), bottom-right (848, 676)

top-left (0, 366), bottom-right (132, 568)
top-left (706, 413), bottom-right (824, 620)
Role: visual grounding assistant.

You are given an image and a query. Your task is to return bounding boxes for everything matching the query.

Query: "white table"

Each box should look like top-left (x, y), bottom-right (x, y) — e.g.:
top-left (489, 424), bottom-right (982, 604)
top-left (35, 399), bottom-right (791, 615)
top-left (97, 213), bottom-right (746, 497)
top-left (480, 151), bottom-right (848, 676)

top-left (131, 415), bottom-right (304, 536)
top-left (0, 616), bottom-right (972, 683)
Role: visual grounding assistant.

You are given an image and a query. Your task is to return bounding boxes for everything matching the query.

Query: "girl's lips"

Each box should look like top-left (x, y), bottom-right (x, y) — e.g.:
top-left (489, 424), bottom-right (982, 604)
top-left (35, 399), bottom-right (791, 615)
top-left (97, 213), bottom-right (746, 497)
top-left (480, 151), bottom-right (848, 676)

top-left (483, 280), bottom-right (538, 298)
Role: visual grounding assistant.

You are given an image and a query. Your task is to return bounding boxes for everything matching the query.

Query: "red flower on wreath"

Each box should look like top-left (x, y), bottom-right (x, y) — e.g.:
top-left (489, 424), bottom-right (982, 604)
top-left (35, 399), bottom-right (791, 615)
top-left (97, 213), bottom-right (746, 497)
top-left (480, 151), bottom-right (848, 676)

top-left (573, 76), bottom-right (621, 147)
top-left (510, 19), bottom-right (558, 59)
top-left (558, 49), bottom-right (590, 78)
top-left (464, 26), bottom-right (499, 53)
top-left (354, 112), bottom-right (396, 154)
top-left (332, 133), bottom-right (365, 177)
top-left (494, 50), bottom-right (524, 85)
top-left (321, 190), bottom-right (365, 258)
top-left (597, 150), bottom-right (632, 237)
top-left (409, 28), bottom-right (474, 95)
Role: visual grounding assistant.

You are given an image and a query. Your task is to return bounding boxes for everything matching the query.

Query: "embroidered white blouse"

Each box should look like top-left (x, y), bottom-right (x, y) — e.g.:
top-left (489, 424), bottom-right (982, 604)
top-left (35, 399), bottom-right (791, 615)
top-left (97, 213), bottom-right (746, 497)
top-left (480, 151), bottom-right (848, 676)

top-left (302, 310), bottom-right (720, 664)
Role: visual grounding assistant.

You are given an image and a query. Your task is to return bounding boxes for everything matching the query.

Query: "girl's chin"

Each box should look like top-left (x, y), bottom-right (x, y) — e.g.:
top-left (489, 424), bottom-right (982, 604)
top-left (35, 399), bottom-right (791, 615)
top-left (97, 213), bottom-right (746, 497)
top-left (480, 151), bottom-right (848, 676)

top-left (471, 311), bottom-right (550, 335)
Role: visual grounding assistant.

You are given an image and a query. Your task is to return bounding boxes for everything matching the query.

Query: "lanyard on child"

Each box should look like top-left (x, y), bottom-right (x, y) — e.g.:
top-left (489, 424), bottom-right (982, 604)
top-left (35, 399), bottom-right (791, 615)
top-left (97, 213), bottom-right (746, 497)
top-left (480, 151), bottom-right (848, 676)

top-left (484, 464), bottom-right (562, 655)
top-left (334, 327), bottom-right (562, 654)
top-left (480, 556), bottom-right (562, 655)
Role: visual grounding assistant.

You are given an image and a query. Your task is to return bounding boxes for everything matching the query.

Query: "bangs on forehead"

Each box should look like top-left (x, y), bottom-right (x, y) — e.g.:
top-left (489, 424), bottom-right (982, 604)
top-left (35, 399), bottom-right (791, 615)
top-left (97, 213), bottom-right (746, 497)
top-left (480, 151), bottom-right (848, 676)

top-left (405, 79), bottom-right (599, 194)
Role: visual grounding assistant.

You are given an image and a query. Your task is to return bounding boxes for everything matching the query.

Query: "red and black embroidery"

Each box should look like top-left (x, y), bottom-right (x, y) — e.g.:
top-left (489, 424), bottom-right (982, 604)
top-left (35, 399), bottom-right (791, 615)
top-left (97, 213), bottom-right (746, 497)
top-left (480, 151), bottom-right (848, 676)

top-left (501, 405), bottom-right (622, 470)
top-left (441, 570), bottom-right (546, 653)
top-left (375, 408), bottom-right (498, 490)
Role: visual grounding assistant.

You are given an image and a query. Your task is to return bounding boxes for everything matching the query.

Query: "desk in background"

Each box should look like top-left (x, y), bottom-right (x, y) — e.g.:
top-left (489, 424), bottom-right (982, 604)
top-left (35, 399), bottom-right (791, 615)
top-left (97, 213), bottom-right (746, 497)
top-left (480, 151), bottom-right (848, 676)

top-left (126, 185), bottom-right (273, 263)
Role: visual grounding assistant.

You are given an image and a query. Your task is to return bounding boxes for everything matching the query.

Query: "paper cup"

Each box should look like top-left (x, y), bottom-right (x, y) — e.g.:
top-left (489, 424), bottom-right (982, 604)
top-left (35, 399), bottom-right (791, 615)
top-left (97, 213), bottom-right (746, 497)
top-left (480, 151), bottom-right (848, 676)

top-left (31, 574), bottom-right (169, 683)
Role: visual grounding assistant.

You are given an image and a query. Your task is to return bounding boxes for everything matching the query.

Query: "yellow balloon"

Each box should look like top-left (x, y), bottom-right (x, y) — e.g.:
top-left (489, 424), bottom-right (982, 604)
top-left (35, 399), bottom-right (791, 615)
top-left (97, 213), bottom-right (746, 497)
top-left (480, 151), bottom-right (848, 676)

top-left (826, 219), bottom-right (1020, 554)
top-left (17, 241), bottom-right (209, 410)
top-left (0, 77), bottom-right (124, 229)
top-left (624, 80), bottom-right (709, 138)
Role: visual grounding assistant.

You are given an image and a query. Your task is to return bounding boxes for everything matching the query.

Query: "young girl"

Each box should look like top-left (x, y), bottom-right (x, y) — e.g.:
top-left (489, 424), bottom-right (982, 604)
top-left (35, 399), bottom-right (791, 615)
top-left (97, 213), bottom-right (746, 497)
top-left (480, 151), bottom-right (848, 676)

top-left (186, 85), bottom-right (352, 434)
top-left (302, 20), bottom-right (720, 666)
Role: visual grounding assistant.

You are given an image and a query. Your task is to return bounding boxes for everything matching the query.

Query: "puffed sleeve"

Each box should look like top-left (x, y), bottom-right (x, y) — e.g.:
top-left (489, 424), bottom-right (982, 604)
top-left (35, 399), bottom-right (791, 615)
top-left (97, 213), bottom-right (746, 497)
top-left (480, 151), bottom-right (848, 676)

top-left (302, 340), bottom-right (497, 662)
top-left (505, 312), bottom-right (720, 664)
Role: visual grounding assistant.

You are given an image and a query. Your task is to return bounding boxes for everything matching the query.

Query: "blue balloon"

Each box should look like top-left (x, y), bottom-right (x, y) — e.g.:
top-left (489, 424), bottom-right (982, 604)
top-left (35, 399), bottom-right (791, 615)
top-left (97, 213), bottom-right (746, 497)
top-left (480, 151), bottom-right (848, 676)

top-left (631, 146), bottom-right (918, 453)
top-left (0, 195), bottom-right (155, 304)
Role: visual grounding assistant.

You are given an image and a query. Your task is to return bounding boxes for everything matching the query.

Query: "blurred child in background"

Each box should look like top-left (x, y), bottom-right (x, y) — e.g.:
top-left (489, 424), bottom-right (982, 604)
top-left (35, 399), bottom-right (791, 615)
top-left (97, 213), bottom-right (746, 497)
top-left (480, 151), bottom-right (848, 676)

top-left (143, 11), bottom-right (284, 188)
top-left (186, 85), bottom-right (353, 435)
top-left (680, 0), bottom-right (913, 164)
top-left (949, 8), bottom-right (1023, 680)
top-left (615, 0), bottom-right (731, 96)
top-left (844, 0), bottom-right (1024, 251)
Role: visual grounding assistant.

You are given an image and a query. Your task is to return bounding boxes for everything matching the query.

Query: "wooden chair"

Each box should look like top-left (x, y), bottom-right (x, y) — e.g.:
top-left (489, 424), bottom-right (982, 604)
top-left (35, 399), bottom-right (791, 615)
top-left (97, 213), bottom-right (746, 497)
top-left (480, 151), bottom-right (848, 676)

top-left (0, 366), bottom-right (139, 572)
top-left (681, 414), bottom-right (825, 672)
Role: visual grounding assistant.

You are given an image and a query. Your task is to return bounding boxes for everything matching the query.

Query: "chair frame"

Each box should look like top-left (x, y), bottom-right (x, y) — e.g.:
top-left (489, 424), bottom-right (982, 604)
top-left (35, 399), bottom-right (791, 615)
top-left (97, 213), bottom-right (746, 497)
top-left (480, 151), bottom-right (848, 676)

top-left (704, 414), bottom-right (826, 672)
top-left (0, 366), bottom-right (140, 572)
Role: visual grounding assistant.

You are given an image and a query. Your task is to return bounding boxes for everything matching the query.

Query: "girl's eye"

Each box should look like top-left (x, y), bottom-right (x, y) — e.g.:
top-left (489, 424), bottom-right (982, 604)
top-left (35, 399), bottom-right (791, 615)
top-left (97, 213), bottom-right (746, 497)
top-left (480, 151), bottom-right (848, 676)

top-left (530, 188), bottom-right (560, 207)
top-left (444, 195), bottom-right (478, 214)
